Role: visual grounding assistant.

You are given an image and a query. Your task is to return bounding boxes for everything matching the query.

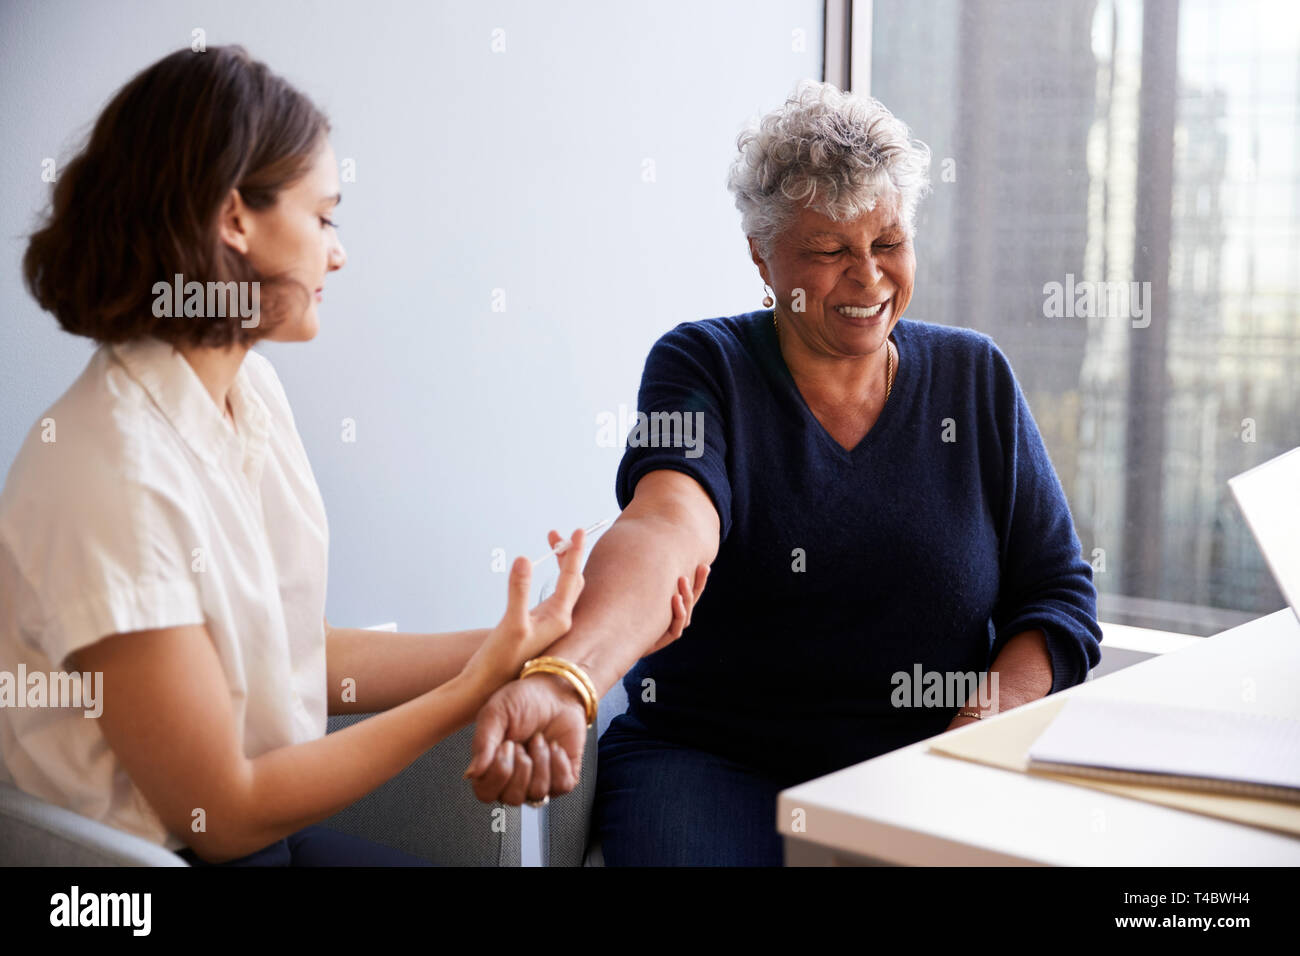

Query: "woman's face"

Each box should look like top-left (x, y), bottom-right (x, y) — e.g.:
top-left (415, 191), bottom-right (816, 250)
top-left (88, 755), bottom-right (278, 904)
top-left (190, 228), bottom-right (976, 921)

top-left (751, 190), bottom-right (914, 360)
top-left (226, 140), bottom-right (347, 342)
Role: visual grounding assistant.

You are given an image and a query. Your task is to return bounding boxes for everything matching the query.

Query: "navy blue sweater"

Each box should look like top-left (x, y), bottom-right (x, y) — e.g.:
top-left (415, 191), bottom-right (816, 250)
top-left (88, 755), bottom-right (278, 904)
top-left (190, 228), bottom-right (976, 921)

top-left (614, 310), bottom-right (1102, 785)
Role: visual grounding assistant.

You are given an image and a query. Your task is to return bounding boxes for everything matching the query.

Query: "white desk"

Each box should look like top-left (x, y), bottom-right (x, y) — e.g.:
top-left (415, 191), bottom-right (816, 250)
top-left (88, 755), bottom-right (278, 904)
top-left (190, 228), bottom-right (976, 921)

top-left (777, 609), bottom-right (1300, 865)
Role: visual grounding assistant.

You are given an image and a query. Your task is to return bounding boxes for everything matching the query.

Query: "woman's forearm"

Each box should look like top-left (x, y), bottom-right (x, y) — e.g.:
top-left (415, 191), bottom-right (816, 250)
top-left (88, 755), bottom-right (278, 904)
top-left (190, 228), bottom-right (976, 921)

top-left (222, 673), bottom-right (487, 859)
top-left (956, 627), bottom-right (1054, 718)
top-left (544, 511), bottom-right (715, 698)
top-left (325, 625), bottom-right (489, 714)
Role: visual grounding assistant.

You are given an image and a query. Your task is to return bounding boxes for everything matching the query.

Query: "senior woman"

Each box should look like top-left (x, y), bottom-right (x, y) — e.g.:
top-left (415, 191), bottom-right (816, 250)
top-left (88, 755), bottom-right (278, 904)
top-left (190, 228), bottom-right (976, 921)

top-left (464, 80), bottom-right (1102, 866)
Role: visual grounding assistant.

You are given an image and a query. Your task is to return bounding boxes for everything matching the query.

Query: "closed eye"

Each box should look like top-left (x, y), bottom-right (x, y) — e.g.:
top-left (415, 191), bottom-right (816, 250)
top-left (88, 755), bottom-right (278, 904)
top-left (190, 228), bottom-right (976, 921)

top-left (319, 217), bottom-right (339, 229)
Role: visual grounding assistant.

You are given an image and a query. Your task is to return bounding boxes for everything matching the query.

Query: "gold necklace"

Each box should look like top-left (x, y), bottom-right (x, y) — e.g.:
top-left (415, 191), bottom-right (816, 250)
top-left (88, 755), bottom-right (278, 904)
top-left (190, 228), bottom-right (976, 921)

top-left (773, 310), bottom-right (895, 400)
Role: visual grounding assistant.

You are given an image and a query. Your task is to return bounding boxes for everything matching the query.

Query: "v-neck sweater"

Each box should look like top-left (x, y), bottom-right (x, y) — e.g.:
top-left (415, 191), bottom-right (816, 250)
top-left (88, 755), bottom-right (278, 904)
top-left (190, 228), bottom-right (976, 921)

top-left (613, 310), bottom-right (1102, 783)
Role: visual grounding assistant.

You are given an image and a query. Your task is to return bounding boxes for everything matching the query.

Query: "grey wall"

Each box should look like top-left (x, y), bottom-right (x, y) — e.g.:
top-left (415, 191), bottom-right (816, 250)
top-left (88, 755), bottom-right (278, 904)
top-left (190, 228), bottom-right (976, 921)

top-left (0, 0), bottom-right (823, 862)
top-left (2, 0), bottom-right (823, 626)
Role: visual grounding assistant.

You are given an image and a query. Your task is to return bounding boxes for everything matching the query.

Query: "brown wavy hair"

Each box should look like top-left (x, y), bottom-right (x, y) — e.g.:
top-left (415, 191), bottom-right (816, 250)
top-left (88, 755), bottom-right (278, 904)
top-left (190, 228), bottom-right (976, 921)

top-left (23, 45), bottom-right (330, 347)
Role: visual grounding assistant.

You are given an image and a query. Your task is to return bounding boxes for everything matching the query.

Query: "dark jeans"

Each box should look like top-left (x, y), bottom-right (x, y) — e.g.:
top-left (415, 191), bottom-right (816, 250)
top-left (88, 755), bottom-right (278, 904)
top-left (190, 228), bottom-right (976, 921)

top-left (176, 825), bottom-right (434, 866)
top-left (591, 711), bottom-right (788, 866)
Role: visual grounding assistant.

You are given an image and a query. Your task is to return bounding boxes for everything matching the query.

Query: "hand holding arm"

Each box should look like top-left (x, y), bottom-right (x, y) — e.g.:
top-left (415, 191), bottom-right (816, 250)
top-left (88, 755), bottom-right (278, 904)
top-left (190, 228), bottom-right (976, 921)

top-left (463, 559), bottom-right (710, 805)
top-left (464, 471), bottom-right (719, 804)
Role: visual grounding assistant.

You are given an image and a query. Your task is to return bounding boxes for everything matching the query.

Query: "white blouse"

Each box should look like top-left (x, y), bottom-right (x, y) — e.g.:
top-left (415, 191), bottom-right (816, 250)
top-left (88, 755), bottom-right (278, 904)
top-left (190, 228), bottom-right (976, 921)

top-left (0, 337), bottom-right (330, 852)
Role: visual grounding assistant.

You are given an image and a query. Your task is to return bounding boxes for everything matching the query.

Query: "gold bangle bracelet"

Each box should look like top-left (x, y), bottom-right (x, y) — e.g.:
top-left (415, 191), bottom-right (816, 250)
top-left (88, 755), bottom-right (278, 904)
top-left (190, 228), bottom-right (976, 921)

top-left (520, 656), bottom-right (598, 727)
top-left (524, 655), bottom-right (599, 708)
top-left (955, 710), bottom-right (985, 720)
top-left (521, 664), bottom-right (594, 727)
top-left (522, 663), bottom-right (593, 725)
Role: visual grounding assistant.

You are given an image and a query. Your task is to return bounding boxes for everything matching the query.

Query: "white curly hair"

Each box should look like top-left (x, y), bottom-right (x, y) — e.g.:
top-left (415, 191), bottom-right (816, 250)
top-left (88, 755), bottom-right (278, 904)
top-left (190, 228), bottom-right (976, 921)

top-left (727, 80), bottom-right (932, 257)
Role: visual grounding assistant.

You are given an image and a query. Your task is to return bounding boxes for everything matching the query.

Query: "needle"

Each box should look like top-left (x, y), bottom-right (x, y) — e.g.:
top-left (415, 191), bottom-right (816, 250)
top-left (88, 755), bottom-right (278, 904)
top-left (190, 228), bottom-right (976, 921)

top-left (530, 518), bottom-right (612, 567)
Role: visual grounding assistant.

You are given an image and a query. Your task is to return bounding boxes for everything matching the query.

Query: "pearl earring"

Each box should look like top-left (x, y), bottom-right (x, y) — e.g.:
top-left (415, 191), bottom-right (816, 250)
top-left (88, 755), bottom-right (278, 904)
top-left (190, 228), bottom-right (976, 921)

top-left (762, 284), bottom-right (774, 308)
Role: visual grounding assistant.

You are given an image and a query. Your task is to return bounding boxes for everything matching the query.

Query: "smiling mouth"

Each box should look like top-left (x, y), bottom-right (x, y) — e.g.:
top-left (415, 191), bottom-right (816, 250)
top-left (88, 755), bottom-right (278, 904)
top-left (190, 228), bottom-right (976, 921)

top-left (835, 300), bottom-right (889, 319)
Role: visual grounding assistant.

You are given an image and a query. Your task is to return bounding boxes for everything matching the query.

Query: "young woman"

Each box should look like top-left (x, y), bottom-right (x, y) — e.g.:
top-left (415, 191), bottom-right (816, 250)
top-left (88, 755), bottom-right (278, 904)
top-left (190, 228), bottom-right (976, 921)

top-left (0, 45), bottom-right (705, 865)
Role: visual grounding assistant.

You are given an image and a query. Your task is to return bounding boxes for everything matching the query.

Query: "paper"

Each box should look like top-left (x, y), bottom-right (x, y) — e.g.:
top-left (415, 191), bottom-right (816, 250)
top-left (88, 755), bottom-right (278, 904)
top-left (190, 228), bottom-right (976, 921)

top-left (1026, 697), bottom-right (1300, 798)
top-left (929, 697), bottom-right (1300, 838)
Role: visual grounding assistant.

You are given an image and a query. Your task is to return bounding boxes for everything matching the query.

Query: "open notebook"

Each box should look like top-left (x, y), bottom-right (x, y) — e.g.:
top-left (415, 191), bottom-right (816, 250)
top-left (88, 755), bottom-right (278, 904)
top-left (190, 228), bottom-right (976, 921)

top-left (1025, 697), bottom-right (1300, 803)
